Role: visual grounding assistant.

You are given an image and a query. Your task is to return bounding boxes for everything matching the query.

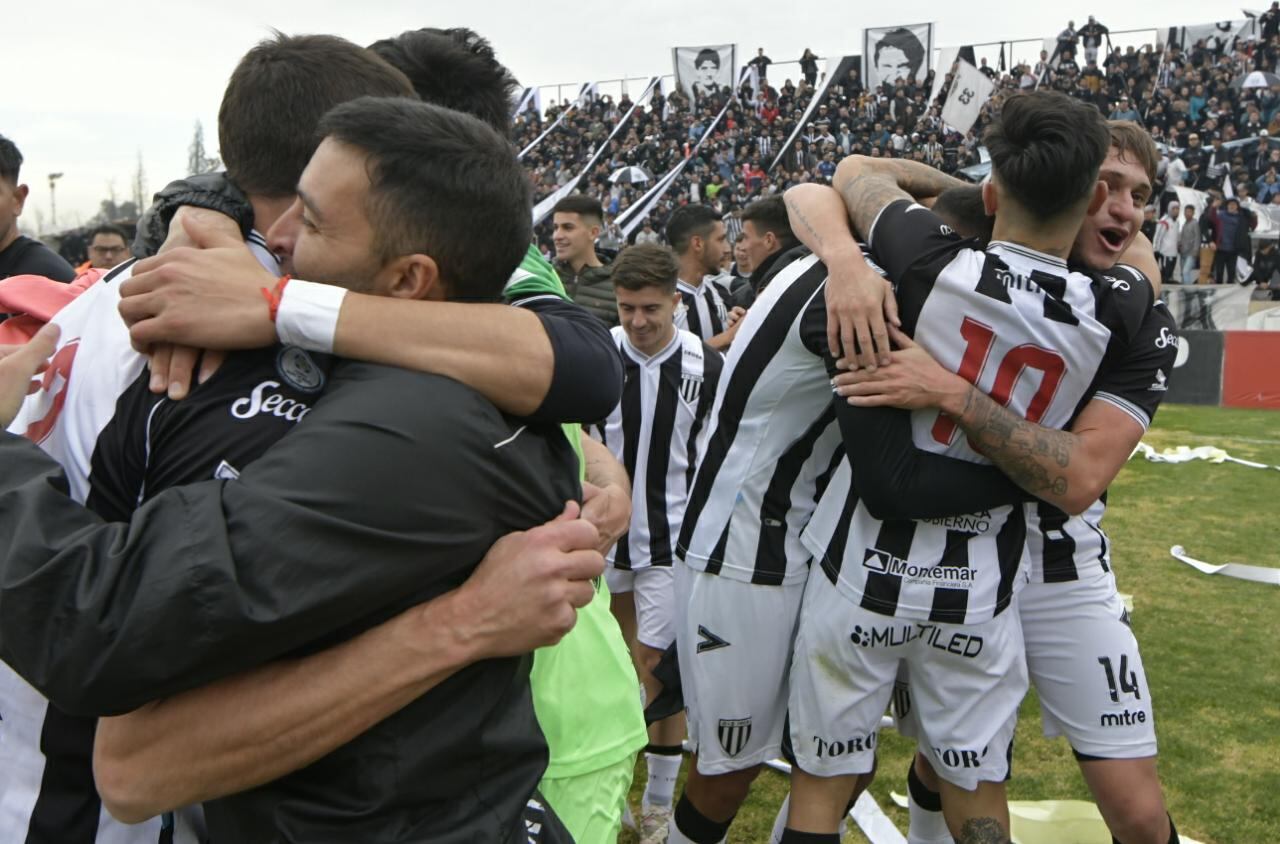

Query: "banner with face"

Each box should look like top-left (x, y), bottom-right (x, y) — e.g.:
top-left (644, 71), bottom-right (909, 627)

top-left (863, 23), bottom-right (934, 89)
top-left (673, 44), bottom-right (737, 103)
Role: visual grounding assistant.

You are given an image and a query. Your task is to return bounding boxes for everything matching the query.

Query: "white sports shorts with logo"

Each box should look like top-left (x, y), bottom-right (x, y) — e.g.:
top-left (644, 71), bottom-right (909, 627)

top-left (789, 565), bottom-right (1027, 791)
top-left (676, 562), bottom-right (806, 775)
top-left (892, 664), bottom-right (1018, 781)
top-left (1020, 569), bottom-right (1157, 758)
top-left (605, 565), bottom-right (677, 649)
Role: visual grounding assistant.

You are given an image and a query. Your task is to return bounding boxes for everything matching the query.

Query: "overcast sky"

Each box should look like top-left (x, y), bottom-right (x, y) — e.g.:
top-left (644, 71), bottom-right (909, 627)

top-left (9, 0), bottom-right (1249, 229)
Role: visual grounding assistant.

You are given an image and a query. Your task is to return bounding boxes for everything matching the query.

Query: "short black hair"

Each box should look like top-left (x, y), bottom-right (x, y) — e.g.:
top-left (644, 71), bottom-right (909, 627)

top-left (218, 33), bottom-right (414, 198)
top-left (553, 194), bottom-right (603, 225)
top-left (88, 224), bottom-right (128, 242)
top-left (741, 195), bottom-right (798, 248)
top-left (317, 97), bottom-right (531, 302)
top-left (984, 90), bottom-right (1109, 220)
top-left (0, 135), bottom-right (22, 184)
top-left (611, 243), bottom-right (678, 293)
top-left (367, 27), bottom-right (517, 137)
top-left (665, 204), bottom-right (720, 254)
top-left (695, 48), bottom-right (721, 69)
top-left (932, 186), bottom-right (993, 242)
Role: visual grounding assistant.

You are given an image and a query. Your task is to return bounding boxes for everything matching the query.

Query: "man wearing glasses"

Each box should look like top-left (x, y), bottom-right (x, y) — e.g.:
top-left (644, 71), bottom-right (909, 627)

top-left (85, 224), bottom-right (132, 270)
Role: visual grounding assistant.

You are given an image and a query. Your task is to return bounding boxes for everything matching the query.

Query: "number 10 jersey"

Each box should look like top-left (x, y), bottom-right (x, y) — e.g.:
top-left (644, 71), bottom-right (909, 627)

top-left (802, 200), bottom-right (1118, 624)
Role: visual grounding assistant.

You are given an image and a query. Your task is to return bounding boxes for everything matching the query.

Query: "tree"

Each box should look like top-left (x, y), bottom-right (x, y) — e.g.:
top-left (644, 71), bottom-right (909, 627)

top-left (187, 121), bottom-right (220, 176)
top-left (132, 149), bottom-right (148, 213)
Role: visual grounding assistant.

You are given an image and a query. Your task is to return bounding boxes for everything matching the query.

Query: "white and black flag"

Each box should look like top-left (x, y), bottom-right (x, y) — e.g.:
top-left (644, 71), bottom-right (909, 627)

top-left (673, 44), bottom-right (737, 103)
top-left (863, 22), bottom-right (933, 89)
top-left (940, 60), bottom-right (995, 137)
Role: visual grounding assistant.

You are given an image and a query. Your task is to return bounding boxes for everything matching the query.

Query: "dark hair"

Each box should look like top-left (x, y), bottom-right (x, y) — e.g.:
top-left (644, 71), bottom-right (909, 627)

top-left (874, 28), bottom-right (926, 80)
top-left (741, 195), bottom-right (798, 248)
top-left (983, 91), bottom-right (1109, 220)
top-left (218, 33), bottom-right (414, 198)
top-left (932, 186), bottom-right (993, 242)
top-left (1107, 120), bottom-right (1159, 186)
top-left (665, 204), bottom-right (720, 254)
top-left (0, 135), bottom-right (22, 184)
top-left (695, 48), bottom-right (721, 69)
top-left (611, 243), bottom-right (678, 293)
top-left (317, 97), bottom-right (531, 302)
top-left (367, 27), bottom-right (517, 137)
top-left (88, 224), bottom-right (128, 242)
top-left (553, 194), bottom-right (603, 225)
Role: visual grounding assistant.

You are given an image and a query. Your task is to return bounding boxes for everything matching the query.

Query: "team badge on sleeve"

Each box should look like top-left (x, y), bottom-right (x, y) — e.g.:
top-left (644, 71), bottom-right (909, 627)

top-left (718, 717), bottom-right (752, 757)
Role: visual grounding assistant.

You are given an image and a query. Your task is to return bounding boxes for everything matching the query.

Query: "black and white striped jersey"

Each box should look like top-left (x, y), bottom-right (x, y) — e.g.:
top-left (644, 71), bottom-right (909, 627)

top-left (1027, 270), bottom-right (1178, 583)
top-left (1, 234), bottom-right (278, 844)
top-left (677, 251), bottom-right (846, 586)
top-left (675, 277), bottom-right (729, 342)
top-left (802, 201), bottom-right (1121, 623)
top-left (594, 327), bottom-right (721, 570)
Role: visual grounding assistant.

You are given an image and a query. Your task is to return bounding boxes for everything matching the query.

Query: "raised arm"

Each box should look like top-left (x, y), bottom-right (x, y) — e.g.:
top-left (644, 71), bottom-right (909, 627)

top-left (116, 214), bottom-right (620, 421)
top-left (785, 154), bottom-right (966, 368)
top-left (93, 508), bottom-right (602, 823)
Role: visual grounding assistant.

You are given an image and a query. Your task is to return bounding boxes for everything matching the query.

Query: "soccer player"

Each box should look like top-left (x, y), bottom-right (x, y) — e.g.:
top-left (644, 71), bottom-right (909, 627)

top-left (788, 120), bottom-right (1177, 844)
top-left (782, 91), bottom-right (1129, 844)
top-left (591, 243), bottom-right (721, 842)
top-left (670, 156), bottom-right (1001, 844)
top-left (666, 205), bottom-right (741, 350)
top-left (807, 124), bottom-right (1180, 844)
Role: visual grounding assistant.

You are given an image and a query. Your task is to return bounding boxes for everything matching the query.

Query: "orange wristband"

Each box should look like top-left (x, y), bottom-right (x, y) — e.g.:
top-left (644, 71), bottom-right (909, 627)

top-left (259, 274), bottom-right (292, 322)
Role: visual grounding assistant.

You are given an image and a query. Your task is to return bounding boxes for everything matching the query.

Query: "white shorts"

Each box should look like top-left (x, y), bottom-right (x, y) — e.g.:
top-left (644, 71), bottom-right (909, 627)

top-left (677, 562), bottom-right (805, 775)
top-left (789, 566), bottom-right (1027, 791)
top-left (1021, 571), bottom-right (1157, 759)
top-left (891, 663), bottom-right (1018, 781)
top-left (605, 565), bottom-right (676, 649)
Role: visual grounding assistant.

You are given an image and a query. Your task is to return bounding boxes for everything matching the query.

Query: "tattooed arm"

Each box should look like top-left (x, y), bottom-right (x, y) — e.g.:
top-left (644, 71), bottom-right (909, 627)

top-left (832, 154), bottom-right (968, 239)
top-left (783, 183), bottom-right (898, 367)
top-left (835, 327), bottom-right (1148, 516)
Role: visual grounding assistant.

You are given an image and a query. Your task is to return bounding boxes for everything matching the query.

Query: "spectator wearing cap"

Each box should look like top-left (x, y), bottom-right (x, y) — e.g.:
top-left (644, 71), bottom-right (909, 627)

top-left (836, 123), bottom-right (854, 155)
top-left (1110, 96), bottom-right (1140, 122)
top-left (1203, 197), bottom-right (1257, 283)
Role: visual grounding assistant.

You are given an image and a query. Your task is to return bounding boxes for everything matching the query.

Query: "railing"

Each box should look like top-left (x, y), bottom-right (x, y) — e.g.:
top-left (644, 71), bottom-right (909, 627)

top-left (521, 27), bottom-right (1167, 116)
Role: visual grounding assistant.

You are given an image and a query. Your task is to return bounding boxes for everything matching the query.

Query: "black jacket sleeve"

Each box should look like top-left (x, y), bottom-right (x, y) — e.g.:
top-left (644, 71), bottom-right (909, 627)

top-left (0, 362), bottom-right (576, 717)
top-left (515, 295), bottom-right (624, 423)
top-left (132, 172), bottom-right (255, 257)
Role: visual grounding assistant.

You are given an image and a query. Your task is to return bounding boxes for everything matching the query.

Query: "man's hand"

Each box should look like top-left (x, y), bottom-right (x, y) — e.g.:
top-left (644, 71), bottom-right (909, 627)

top-left (832, 325), bottom-right (969, 415)
top-left (825, 244), bottom-right (900, 370)
top-left (118, 214), bottom-right (279, 355)
top-left (430, 501), bottom-right (604, 661)
top-left (581, 480), bottom-right (631, 554)
top-left (725, 305), bottom-right (747, 328)
top-left (0, 324), bottom-right (60, 428)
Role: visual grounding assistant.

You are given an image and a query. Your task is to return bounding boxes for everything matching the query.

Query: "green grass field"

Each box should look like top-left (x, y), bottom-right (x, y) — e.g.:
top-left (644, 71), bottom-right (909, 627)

top-left (622, 404), bottom-right (1280, 844)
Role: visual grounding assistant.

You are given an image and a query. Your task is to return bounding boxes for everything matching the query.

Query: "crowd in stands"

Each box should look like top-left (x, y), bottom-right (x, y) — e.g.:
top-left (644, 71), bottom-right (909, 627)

top-left (515, 7), bottom-right (1280, 291)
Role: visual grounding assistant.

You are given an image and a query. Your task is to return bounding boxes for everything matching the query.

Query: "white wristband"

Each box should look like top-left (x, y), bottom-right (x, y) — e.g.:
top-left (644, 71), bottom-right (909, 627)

top-left (275, 279), bottom-right (347, 353)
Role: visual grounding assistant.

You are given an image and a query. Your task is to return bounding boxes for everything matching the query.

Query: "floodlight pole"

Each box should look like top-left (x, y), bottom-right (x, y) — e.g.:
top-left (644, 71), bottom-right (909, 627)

top-left (48, 172), bottom-right (64, 230)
